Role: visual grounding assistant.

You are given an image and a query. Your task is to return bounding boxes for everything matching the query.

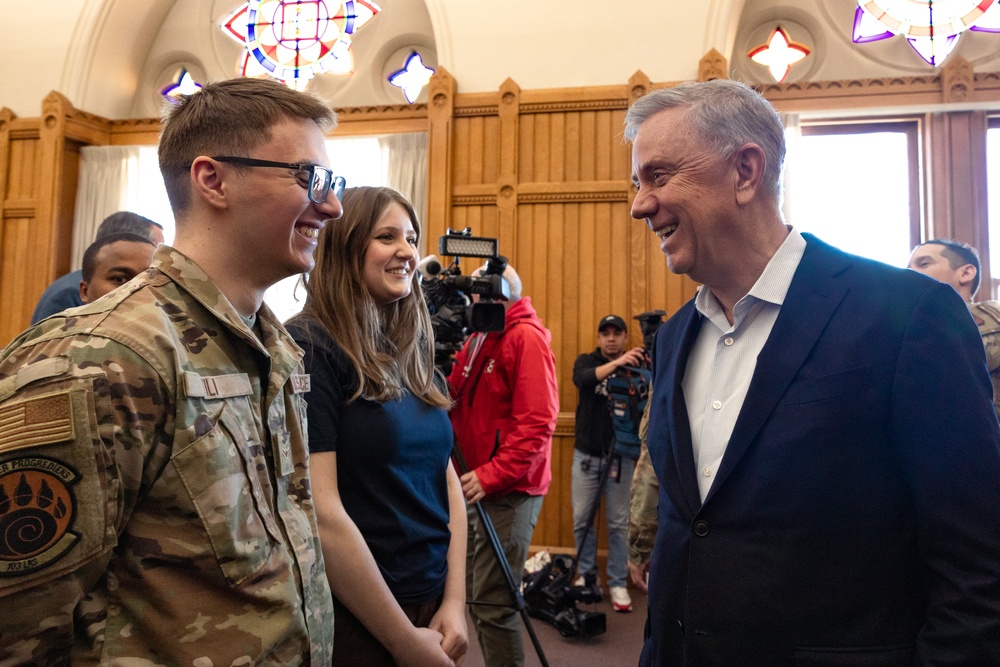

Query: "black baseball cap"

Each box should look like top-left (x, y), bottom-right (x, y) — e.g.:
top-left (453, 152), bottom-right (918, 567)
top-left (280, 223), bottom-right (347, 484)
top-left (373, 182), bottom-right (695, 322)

top-left (598, 314), bottom-right (627, 333)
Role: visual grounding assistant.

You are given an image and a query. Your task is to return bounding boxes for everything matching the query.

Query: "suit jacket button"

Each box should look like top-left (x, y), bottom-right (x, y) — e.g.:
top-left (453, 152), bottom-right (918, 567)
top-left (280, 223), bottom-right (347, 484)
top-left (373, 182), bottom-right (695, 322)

top-left (693, 520), bottom-right (709, 537)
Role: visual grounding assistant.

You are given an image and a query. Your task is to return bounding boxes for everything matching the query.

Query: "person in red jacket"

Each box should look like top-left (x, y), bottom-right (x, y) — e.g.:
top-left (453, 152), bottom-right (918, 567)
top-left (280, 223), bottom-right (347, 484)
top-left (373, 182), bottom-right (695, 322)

top-left (447, 261), bottom-right (559, 667)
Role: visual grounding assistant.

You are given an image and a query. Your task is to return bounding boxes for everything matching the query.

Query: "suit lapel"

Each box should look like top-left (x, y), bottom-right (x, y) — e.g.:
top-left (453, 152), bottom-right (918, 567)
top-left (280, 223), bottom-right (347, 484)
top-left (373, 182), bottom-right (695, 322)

top-left (657, 303), bottom-right (704, 516)
top-left (703, 236), bottom-right (852, 505)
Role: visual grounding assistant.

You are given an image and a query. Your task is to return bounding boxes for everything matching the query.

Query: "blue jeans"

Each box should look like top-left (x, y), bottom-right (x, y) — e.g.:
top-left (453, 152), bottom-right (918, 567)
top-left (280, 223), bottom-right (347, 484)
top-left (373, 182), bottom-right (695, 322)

top-left (572, 448), bottom-right (635, 589)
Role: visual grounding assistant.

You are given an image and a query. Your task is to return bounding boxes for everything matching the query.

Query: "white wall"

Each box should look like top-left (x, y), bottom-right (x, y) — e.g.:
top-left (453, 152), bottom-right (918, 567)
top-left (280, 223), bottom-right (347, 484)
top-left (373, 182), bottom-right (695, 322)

top-left (0, 0), bottom-right (742, 119)
top-left (2, 0), bottom-right (999, 120)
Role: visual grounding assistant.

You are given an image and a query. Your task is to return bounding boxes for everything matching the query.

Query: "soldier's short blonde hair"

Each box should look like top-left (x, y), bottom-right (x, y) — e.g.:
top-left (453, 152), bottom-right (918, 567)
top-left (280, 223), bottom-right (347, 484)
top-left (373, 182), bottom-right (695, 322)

top-left (158, 77), bottom-right (336, 216)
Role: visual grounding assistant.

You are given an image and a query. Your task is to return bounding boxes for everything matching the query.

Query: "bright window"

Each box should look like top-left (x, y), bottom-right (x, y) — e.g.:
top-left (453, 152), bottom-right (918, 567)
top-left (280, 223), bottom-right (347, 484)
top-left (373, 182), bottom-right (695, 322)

top-left (130, 136), bottom-right (392, 322)
top-left (987, 118), bottom-right (1000, 296)
top-left (263, 136), bottom-right (387, 321)
top-left (789, 121), bottom-right (919, 269)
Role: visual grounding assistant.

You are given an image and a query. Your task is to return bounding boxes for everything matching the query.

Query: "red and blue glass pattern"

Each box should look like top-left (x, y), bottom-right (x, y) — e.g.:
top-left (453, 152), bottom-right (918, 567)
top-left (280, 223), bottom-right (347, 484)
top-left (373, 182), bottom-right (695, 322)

top-left (222, 0), bottom-right (380, 87)
top-left (853, 0), bottom-right (1000, 66)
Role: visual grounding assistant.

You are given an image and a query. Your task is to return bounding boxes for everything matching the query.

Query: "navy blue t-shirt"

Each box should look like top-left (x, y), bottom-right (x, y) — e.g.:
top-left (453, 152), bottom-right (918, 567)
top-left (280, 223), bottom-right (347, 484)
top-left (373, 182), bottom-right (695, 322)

top-left (288, 318), bottom-right (452, 605)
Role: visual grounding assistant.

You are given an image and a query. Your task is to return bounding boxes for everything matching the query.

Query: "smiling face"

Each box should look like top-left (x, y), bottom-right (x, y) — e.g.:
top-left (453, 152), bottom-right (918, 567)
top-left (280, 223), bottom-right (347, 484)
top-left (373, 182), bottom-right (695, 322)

top-left (362, 202), bottom-right (419, 307)
top-left (630, 107), bottom-right (740, 285)
top-left (80, 240), bottom-right (156, 303)
top-left (226, 117), bottom-right (343, 289)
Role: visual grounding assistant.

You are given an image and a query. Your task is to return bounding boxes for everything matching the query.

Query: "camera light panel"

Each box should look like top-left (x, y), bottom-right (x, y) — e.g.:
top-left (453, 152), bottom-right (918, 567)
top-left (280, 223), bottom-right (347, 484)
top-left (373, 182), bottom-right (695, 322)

top-left (439, 234), bottom-right (499, 258)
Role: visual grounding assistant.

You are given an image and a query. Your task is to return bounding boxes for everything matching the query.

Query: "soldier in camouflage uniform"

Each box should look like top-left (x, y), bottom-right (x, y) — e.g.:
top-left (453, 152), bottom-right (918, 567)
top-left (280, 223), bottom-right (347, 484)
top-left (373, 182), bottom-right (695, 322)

top-left (627, 398), bottom-right (658, 591)
top-left (908, 239), bottom-right (1000, 420)
top-left (970, 300), bottom-right (1000, 418)
top-left (0, 77), bottom-right (342, 665)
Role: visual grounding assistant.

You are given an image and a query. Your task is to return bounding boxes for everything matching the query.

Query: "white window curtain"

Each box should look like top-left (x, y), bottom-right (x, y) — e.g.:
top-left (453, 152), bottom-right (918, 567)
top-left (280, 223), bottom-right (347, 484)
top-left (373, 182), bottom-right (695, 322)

top-left (265, 132), bottom-right (429, 322)
top-left (380, 132), bottom-right (428, 235)
top-left (71, 145), bottom-right (174, 269)
top-left (71, 136), bottom-right (427, 323)
top-left (780, 112), bottom-right (801, 226)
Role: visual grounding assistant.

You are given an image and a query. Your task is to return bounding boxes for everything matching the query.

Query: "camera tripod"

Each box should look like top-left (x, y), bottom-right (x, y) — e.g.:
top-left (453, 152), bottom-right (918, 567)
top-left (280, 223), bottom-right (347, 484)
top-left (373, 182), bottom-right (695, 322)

top-left (451, 441), bottom-right (551, 667)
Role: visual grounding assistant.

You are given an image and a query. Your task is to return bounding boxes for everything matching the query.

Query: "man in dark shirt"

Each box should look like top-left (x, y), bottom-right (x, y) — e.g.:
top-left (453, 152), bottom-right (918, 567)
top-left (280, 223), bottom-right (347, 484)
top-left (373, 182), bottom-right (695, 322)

top-left (78, 232), bottom-right (157, 304)
top-left (571, 314), bottom-right (645, 612)
top-left (31, 211), bottom-right (164, 323)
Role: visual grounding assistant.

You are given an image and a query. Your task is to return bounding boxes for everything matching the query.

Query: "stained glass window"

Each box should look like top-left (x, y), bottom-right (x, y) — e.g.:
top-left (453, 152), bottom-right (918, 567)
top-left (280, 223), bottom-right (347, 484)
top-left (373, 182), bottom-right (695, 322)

top-left (161, 68), bottom-right (202, 103)
top-left (747, 27), bottom-right (811, 83)
top-left (853, 0), bottom-right (1000, 66)
top-left (388, 52), bottom-right (435, 103)
top-left (221, 0), bottom-right (380, 89)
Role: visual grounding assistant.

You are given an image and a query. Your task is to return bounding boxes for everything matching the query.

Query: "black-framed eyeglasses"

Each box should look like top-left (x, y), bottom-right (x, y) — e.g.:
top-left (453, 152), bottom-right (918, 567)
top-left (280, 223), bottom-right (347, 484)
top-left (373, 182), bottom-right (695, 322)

top-left (212, 156), bottom-right (346, 204)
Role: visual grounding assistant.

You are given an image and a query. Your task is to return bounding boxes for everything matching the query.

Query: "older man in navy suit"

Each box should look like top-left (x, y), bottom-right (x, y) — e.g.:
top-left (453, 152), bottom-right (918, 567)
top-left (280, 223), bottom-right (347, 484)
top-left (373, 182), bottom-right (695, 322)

top-left (627, 79), bottom-right (1000, 666)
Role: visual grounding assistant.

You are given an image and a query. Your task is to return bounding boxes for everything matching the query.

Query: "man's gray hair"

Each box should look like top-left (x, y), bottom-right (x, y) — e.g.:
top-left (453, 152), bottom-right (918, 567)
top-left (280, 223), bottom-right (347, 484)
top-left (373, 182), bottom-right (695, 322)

top-left (624, 79), bottom-right (786, 201)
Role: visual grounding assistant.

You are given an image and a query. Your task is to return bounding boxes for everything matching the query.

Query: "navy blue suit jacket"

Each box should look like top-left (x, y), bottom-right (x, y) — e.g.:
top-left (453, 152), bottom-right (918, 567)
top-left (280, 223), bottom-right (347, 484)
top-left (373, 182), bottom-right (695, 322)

top-left (641, 235), bottom-right (1000, 666)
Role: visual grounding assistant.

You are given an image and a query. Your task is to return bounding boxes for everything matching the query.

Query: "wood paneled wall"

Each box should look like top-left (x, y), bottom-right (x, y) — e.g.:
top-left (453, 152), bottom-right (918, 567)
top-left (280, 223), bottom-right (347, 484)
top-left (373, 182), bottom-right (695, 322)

top-left (0, 92), bottom-right (111, 344)
top-left (427, 70), bottom-right (699, 553)
top-left (2, 58), bottom-right (999, 559)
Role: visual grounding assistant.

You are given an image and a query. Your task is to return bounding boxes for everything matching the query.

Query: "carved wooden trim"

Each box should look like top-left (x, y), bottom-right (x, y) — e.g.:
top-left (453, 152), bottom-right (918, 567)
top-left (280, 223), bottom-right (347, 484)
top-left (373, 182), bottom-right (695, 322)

top-left (0, 107), bottom-right (15, 131)
top-left (518, 99), bottom-right (627, 114)
top-left (628, 71), bottom-right (653, 106)
top-left (333, 103), bottom-right (428, 120)
top-left (454, 105), bottom-right (500, 117)
top-left (754, 67), bottom-right (1000, 111)
top-left (109, 118), bottom-right (162, 130)
top-left (699, 48), bottom-right (728, 82)
top-left (498, 78), bottom-right (520, 244)
top-left (758, 74), bottom-right (942, 98)
top-left (2, 204), bottom-right (36, 218)
top-left (426, 67), bottom-right (456, 244)
top-left (0, 107), bottom-right (13, 220)
top-left (452, 195), bottom-right (497, 206)
top-left (451, 180), bottom-right (630, 205)
top-left (517, 190), bottom-right (628, 204)
top-left (942, 56), bottom-right (975, 103)
top-left (107, 118), bottom-right (162, 145)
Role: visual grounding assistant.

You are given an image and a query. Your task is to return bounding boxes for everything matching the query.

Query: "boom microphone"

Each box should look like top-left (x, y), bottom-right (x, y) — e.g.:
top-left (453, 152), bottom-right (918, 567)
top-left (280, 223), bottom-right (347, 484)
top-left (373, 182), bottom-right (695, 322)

top-left (417, 254), bottom-right (442, 280)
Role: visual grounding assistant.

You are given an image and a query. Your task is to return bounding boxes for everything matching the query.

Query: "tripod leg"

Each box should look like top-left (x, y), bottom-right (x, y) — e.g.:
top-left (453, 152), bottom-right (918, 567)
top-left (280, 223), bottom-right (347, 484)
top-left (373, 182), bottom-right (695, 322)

top-left (453, 444), bottom-right (550, 667)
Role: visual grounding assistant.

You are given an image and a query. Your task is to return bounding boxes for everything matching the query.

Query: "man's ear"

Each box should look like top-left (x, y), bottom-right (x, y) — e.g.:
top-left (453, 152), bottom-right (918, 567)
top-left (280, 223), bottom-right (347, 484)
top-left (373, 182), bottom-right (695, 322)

top-left (79, 280), bottom-right (90, 304)
top-left (190, 157), bottom-right (230, 210)
top-left (958, 263), bottom-right (978, 290)
top-left (733, 143), bottom-right (767, 205)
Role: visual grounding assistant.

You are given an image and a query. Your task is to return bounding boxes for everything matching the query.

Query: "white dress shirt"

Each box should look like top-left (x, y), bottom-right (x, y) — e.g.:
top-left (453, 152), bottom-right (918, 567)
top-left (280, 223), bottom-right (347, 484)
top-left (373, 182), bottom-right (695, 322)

top-left (682, 227), bottom-right (807, 501)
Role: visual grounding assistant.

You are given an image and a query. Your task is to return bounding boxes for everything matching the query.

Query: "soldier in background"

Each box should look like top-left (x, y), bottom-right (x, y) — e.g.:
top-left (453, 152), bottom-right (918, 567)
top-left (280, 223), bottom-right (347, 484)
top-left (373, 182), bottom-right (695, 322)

top-left (31, 210), bottom-right (164, 323)
top-left (77, 231), bottom-right (157, 304)
top-left (627, 399), bottom-right (658, 592)
top-left (0, 77), bottom-right (342, 665)
top-left (907, 239), bottom-right (1000, 420)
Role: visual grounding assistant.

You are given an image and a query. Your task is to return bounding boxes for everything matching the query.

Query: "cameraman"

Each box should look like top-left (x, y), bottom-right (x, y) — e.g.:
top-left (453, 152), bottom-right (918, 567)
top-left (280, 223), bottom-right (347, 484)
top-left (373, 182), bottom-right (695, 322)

top-left (447, 262), bottom-right (559, 667)
top-left (571, 315), bottom-right (646, 613)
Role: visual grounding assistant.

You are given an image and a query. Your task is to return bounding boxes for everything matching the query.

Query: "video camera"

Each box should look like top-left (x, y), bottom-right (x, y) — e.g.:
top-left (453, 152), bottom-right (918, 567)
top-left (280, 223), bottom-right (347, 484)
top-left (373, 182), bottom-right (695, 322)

top-left (634, 309), bottom-right (667, 359)
top-left (420, 228), bottom-right (510, 375)
top-left (522, 554), bottom-right (607, 639)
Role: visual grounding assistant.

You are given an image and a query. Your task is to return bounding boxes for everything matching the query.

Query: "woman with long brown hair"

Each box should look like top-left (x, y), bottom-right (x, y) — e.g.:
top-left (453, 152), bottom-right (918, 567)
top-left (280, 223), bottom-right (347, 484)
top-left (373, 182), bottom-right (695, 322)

top-left (286, 186), bottom-right (467, 667)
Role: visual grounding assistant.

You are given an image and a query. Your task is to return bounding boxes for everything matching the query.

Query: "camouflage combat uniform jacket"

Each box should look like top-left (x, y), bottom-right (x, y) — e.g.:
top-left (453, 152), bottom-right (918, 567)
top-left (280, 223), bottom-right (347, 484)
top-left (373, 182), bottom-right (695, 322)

top-left (0, 246), bottom-right (334, 666)
top-left (970, 299), bottom-right (1000, 420)
top-left (627, 399), bottom-right (659, 567)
